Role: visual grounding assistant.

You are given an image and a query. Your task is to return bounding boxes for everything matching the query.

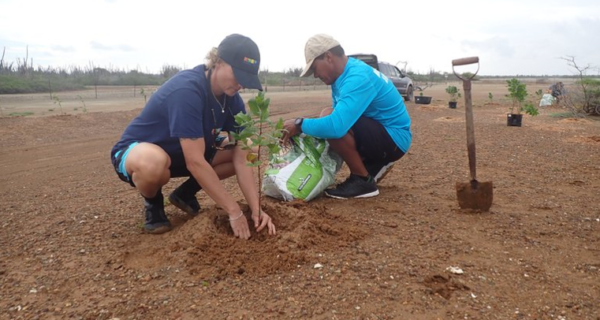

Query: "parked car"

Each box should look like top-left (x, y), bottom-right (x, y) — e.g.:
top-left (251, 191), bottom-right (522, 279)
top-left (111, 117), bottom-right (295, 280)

top-left (348, 53), bottom-right (414, 102)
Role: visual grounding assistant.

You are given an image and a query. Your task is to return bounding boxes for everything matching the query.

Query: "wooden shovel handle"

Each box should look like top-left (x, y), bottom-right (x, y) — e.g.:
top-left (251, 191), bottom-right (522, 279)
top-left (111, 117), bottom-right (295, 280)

top-left (452, 57), bottom-right (479, 66)
top-left (464, 84), bottom-right (477, 181)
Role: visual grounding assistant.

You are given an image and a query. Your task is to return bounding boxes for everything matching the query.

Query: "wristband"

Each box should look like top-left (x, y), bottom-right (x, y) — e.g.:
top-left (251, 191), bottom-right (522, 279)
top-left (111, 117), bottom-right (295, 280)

top-left (229, 211), bottom-right (245, 221)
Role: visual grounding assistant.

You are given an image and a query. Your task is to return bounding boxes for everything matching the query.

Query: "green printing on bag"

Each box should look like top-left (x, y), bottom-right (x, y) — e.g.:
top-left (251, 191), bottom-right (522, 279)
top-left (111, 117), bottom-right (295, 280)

top-left (286, 136), bottom-right (326, 199)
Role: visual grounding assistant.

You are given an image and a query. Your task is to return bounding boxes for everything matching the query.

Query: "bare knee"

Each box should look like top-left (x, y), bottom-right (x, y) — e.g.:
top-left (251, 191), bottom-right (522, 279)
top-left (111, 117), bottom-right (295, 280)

top-left (126, 143), bottom-right (171, 186)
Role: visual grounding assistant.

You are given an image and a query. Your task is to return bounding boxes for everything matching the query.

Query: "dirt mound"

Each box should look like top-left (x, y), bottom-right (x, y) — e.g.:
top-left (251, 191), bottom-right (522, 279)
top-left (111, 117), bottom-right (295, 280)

top-left (118, 199), bottom-right (368, 281)
top-left (565, 135), bottom-right (600, 144)
top-left (557, 118), bottom-right (591, 124)
top-left (434, 116), bottom-right (463, 122)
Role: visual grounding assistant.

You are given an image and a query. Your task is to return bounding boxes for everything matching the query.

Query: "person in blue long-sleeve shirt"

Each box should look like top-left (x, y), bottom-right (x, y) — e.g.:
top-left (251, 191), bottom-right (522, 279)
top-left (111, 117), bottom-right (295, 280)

top-left (283, 34), bottom-right (412, 199)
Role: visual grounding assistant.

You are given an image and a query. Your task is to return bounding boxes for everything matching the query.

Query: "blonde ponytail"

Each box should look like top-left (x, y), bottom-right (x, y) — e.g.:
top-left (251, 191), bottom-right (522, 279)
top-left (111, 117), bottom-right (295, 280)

top-left (205, 47), bottom-right (219, 70)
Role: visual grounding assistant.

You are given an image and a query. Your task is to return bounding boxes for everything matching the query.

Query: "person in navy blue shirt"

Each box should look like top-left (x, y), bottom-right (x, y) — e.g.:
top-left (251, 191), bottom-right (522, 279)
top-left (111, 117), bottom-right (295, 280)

top-left (283, 34), bottom-right (412, 199)
top-left (111, 34), bottom-right (275, 238)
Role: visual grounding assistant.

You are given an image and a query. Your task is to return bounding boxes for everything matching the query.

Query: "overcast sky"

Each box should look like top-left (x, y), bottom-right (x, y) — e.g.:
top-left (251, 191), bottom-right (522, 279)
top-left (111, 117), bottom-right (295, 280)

top-left (1, 0), bottom-right (599, 76)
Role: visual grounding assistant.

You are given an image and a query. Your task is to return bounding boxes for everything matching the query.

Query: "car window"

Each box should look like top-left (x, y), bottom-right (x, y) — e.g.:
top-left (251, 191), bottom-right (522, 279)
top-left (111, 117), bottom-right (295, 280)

top-left (382, 63), bottom-right (397, 78)
top-left (388, 65), bottom-right (399, 78)
top-left (393, 66), bottom-right (404, 78)
top-left (379, 63), bottom-right (390, 77)
top-left (377, 63), bottom-right (385, 75)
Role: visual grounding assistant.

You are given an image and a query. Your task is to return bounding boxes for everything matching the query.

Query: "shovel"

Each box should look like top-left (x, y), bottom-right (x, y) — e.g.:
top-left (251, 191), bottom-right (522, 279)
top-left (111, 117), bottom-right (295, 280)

top-left (452, 57), bottom-right (493, 211)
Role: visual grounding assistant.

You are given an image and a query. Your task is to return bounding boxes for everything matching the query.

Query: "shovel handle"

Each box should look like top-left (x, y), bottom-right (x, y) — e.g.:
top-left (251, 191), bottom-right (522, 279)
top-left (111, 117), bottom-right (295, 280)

top-left (452, 56), bottom-right (480, 81)
top-left (464, 83), bottom-right (477, 181)
top-left (451, 57), bottom-right (480, 181)
top-left (452, 57), bottom-right (479, 66)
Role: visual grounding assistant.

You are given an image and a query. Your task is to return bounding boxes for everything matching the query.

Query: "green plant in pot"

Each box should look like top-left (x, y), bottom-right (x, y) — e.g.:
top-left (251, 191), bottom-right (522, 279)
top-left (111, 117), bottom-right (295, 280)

top-left (445, 85), bottom-right (460, 109)
top-left (505, 78), bottom-right (538, 126)
top-left (415, 83), bottom-right (433, 105)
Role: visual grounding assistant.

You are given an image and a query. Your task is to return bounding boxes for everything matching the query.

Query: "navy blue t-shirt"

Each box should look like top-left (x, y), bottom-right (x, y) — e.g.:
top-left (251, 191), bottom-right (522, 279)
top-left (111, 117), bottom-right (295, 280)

top-left (111, 64), bottom-right (246, 160)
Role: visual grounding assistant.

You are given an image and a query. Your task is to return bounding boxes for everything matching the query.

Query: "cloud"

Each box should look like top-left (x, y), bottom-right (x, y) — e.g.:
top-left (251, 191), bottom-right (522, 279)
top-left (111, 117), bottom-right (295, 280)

top-left (1, 0), bottom-right (598, 75)
top-left (50, 45), bottom-right (76, 53)
top-left (90, 41), bottom-right (135, 52)
top-left (462, 37), bottom-right (516, 59)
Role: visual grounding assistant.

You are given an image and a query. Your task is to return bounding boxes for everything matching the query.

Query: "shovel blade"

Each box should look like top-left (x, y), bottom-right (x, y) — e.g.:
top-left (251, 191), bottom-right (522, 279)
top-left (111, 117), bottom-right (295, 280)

top-left (455, 180), bottom-right (493, 211)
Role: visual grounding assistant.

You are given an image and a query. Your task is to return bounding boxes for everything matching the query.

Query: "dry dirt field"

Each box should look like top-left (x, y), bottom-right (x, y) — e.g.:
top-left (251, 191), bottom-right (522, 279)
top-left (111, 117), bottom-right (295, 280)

top-left (1, 82), bottom-right (599, 320)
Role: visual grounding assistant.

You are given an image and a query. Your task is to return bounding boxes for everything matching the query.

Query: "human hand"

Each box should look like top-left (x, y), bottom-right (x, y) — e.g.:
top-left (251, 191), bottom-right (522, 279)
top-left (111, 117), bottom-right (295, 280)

top-left (229, 211), bottom-right (251, 239)
top-left (281, 119), bottom-right (299, 146)
top-left (252, 209), bottom-right (276, 235)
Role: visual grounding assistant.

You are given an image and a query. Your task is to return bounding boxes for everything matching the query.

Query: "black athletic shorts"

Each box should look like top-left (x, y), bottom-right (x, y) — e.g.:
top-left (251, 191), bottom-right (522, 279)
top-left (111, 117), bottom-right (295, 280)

top-left (111, 136), bottom-right (225, 187)
top-left (351, 116), bottom-right (405, 163)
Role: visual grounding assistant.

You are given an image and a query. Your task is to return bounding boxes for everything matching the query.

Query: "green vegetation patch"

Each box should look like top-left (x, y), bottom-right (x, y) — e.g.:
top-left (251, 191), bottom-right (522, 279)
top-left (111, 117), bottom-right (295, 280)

top-left (9, 111), bottom-right (34, 117)
top-left (548, 112), bottom-right (575, 118)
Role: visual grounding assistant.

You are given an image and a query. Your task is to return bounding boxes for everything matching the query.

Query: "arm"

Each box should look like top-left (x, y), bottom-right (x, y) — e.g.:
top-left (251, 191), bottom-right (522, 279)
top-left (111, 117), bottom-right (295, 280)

top-left (180, 137), bottom-right (252, 239)
top-left (231, 145), bottom-right (259, 212)
top-left (302, 74), bottom-right (377, 139)
top-left (231, 145), bottom-right (276, 235)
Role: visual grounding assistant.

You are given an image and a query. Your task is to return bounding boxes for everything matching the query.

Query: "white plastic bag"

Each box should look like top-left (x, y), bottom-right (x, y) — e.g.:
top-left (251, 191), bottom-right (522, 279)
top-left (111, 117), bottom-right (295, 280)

top-left (539, 93), bottom-right (555, 107)
top-left (262, 135), bottom-right (342, 202)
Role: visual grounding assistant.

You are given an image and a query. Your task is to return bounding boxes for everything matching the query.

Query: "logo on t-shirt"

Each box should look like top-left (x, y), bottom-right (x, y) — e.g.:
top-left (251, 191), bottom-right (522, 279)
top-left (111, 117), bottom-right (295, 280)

top-left (371, 68), bottom-right (389, 83)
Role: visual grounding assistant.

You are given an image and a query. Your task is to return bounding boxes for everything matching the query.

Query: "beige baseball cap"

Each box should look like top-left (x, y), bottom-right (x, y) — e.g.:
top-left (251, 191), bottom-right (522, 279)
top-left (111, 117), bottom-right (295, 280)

top-left (299, 34), bottom-right (340, 77)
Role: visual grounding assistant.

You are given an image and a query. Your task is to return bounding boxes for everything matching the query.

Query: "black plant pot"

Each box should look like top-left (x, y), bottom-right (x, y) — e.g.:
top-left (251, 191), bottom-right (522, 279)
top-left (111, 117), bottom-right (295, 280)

top-left (415, 96), bottom-right (432, 104)
top-left (507, 113), bottom-right (523, 127)
top-left (449, 101), bottom-right (457, 109)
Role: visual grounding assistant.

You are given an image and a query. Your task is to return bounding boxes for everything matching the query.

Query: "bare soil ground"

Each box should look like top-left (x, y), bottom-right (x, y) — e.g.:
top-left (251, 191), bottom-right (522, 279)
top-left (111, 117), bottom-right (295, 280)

top-left (1, 82), bottom-right (599, 320)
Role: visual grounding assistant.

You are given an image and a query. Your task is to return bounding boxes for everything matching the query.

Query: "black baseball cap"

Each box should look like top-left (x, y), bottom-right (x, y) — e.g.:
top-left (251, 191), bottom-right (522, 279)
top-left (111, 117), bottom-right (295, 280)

top-left (217, 34), bottom-right (263, 91)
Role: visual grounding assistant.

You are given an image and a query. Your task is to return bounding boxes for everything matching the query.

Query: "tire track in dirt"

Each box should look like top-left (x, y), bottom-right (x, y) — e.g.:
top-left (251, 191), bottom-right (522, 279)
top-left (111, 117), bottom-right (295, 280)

top-left (0, 137), bottom-right (115, 192)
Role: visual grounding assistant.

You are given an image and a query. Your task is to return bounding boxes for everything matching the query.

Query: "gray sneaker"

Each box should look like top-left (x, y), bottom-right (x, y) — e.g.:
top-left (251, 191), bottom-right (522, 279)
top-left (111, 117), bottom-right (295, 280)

top-left (324, 174), bottom-right (379, 199)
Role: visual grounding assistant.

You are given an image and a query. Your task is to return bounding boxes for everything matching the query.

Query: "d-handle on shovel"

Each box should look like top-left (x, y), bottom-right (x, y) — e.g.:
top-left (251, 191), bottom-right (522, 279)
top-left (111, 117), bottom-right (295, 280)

top-left (452, 57), bottom-right (493, 211)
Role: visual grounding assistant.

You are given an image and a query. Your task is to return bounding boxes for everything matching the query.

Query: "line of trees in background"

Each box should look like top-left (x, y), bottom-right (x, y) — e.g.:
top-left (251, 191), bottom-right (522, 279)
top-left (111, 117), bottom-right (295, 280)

top-left (0, 47), bottom-right (590, 95)
top-left (0, 47), bottom-right (182, 94)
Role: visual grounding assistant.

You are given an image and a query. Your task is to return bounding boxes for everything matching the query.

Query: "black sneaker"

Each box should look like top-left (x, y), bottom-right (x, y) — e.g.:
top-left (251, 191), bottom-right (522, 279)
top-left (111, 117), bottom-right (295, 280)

top-left (324, 174), bottom-right (379, 199)
top-left (143, 192), bottom-right (172, 234)
top-left (168, 186), bottom-right (201, 217)
top-left (365, 161), bottom-right (395, 183)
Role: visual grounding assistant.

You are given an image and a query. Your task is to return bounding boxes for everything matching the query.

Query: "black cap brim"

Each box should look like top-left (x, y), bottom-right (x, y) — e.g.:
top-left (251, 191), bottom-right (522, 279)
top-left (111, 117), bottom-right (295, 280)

top-left (232, 66), bottom-right (263, 91)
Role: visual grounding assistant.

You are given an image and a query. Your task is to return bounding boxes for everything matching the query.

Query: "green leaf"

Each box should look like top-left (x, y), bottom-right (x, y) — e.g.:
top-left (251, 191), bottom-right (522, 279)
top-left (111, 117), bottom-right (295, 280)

top-left (523, 103), bottom-right (539, 116)
top-left (268, 144), bottom-right (281, 154)
top-left (234, 92), bottom-right (287, 168)
top-left (260, 108), bottom-right (269, 121)
top-left (248, 99), bottom-right (260, 116)
top-left (234, 113), bottom-right (252, 126)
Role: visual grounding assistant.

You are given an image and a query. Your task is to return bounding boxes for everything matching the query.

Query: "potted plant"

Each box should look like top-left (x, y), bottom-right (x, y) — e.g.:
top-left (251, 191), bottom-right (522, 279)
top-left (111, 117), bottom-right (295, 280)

top-left (415, 83), bottom-right (432, 104)
top-left (505, 78), bottom-right (538, 126)
top-left (445, 85), bottom-right (461, 109)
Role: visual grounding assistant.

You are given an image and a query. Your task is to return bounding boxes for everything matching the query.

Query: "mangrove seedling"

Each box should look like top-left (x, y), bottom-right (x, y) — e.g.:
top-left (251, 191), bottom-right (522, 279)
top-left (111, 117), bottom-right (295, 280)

top-left (51, 94), bottom-right (64, 114)
top-left (140, 88), bottom-right (148, 104)
top-left (232, 92), bottom-right (285, 212)
top-left (506, 78), bottom-right (538, 116)
top-left (77, 95), bottom-right (88, 113)
top-left (445, 85), bottom-right (460, 102)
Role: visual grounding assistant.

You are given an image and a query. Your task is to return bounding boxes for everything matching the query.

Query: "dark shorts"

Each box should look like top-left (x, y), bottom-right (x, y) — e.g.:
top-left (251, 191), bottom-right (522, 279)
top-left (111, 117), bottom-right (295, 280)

top-left (351, 116), bottom-right (405, 164)
top-left (111, 137), bottom-right (224, 187)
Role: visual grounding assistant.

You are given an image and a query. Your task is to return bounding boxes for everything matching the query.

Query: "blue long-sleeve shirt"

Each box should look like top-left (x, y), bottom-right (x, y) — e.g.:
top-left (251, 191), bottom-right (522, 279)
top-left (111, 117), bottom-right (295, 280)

top-left (301, 58), bottom-right (412, 153)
